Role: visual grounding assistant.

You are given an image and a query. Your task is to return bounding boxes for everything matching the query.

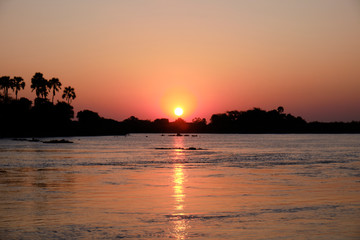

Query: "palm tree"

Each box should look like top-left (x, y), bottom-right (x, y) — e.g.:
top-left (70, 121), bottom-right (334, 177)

top-left (31, 72), bottom-right (49, 99)
top-left (12, 77), bottom-right (25, 100)
top-left (0, 76), bottom-right (12, 101)
top-left (48, 78), bottom-right (62, 103)
top-left (62, 86), bottom-right (76, 104)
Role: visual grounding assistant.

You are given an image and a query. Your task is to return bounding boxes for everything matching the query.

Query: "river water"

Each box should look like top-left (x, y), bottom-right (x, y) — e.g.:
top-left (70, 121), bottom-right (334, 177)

top-left (0, 134), bottom-right (359, 239)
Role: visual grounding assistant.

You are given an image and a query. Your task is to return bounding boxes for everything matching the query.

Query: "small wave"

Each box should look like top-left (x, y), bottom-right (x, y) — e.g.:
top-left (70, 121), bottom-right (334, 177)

top-left (164, 204), bottom-right (342, 223)
top-left (262, 204), bottom-right (340, 214)
top-left (165, 211), bottom-right (260, 221)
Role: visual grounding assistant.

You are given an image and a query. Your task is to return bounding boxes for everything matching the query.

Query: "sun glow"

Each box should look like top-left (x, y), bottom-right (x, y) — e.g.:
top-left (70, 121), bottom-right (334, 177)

top-left (161, 87), bottom-right (197, 120)
top-left (174, 107), bottom-right (184, 117)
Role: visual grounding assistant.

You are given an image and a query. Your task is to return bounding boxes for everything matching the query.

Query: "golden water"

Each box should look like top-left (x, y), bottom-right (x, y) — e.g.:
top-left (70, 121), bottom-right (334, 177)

top-left (1, 134), bottom-right (359, 239)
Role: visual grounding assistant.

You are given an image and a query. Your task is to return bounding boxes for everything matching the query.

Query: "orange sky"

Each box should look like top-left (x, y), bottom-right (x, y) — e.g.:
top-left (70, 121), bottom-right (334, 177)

top-left (1, 1), bottom-right (359, 122)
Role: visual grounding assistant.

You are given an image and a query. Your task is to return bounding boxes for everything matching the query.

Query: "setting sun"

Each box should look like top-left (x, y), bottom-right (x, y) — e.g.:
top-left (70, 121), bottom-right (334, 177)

top-left (174, 107), bottom-right (184, 117)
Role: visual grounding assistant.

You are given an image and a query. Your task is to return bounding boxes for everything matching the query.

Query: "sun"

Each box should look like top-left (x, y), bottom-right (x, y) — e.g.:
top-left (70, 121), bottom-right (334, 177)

top-left (174, 107), bottom-right (184, 117)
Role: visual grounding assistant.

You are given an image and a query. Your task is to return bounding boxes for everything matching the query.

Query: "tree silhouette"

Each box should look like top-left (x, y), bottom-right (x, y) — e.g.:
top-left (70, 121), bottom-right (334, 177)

top-left (48, 78), bottom-right (62, 103)
top-left (77, 110), bottom-right (101, 124)
top-left (172, 118), bottom-right (188, 132)
top-left (0, 76), bottom-right (12, 101)
top-left (12, 77), bottom-right (25, 100)
top-left (277, 106), bottom-right (284, 114)
top-left (31, 72), bottom-right (49, 99)
top-left (62, 86), bottom-right (76, 104)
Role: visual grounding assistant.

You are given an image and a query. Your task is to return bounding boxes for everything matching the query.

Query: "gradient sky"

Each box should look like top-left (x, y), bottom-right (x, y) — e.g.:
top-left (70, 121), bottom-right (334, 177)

top-left (1, 0), bottom-right (359, 122)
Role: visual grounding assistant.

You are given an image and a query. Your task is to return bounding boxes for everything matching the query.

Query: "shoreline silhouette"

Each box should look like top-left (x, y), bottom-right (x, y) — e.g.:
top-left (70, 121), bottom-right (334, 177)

top-left (1, 73), bottom-right (360, 137)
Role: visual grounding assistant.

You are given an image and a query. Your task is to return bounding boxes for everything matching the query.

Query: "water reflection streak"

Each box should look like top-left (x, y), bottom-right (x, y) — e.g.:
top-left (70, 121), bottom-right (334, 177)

top-left (171, 137), bottom-right (189, 239)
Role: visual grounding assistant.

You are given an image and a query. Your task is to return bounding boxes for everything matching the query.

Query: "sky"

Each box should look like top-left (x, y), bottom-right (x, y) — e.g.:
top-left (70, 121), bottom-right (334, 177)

top-left (1, 0), bottom-right (359, 122)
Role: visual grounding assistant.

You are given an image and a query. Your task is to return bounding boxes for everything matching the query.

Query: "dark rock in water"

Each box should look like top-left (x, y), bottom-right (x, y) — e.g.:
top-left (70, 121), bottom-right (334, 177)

top-left (155, 147), bottom-right (183, 150)
top-left (42, 139), bottom-right (73, 144)
top-left (155, 147), bottom-right (203, 150)
top-left (186, 147), bottom-right (203, 150)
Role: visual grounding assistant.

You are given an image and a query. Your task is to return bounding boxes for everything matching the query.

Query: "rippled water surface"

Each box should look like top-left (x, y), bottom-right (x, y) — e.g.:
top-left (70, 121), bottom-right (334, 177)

top-left (1, 134), bottom-right (360, 239)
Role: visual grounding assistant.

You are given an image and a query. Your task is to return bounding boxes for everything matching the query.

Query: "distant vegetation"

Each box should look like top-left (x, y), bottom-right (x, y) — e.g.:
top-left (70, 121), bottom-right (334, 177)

top-left (1, 73), bottom-right (359, 137)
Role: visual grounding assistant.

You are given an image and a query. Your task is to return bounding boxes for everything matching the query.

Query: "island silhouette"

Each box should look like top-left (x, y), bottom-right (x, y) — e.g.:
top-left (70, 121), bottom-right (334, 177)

top-left (1, 72), bottom-right (360, 138)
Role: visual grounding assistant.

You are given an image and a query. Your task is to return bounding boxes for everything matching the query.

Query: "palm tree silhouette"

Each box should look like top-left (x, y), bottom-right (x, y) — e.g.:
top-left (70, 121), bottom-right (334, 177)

top-left (12, 77), bottom-right (25, 100)
top-left (0, 76), bottom-right (12, 101)
top-left (62, 86), bottom-right (76, 104)
top-left (31, 72), bottom-right (49, 99)
top-left (48, 78), bottom-right (62, 103)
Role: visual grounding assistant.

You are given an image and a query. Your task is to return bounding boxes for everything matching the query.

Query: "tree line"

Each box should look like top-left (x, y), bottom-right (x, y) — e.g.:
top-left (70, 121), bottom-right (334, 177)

top-left (75, 107), bottom-right (360, 135)
top-left (1, 72), bottom-right (359, 137)
top-left (0, 73), bottom-right (76, 104)
top-left (0, 72), bottom-right (77, 137)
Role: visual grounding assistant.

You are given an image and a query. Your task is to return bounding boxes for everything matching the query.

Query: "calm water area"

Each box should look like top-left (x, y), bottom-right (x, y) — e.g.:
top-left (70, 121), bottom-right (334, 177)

top-left (0, 134), bottom-right (360, 239)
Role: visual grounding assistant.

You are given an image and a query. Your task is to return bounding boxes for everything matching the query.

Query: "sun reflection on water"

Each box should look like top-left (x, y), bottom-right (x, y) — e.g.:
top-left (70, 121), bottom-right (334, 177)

top-left (174, 165), bottom-right (185, 211)
top-left (170, 137), bottom-right (189, 239)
